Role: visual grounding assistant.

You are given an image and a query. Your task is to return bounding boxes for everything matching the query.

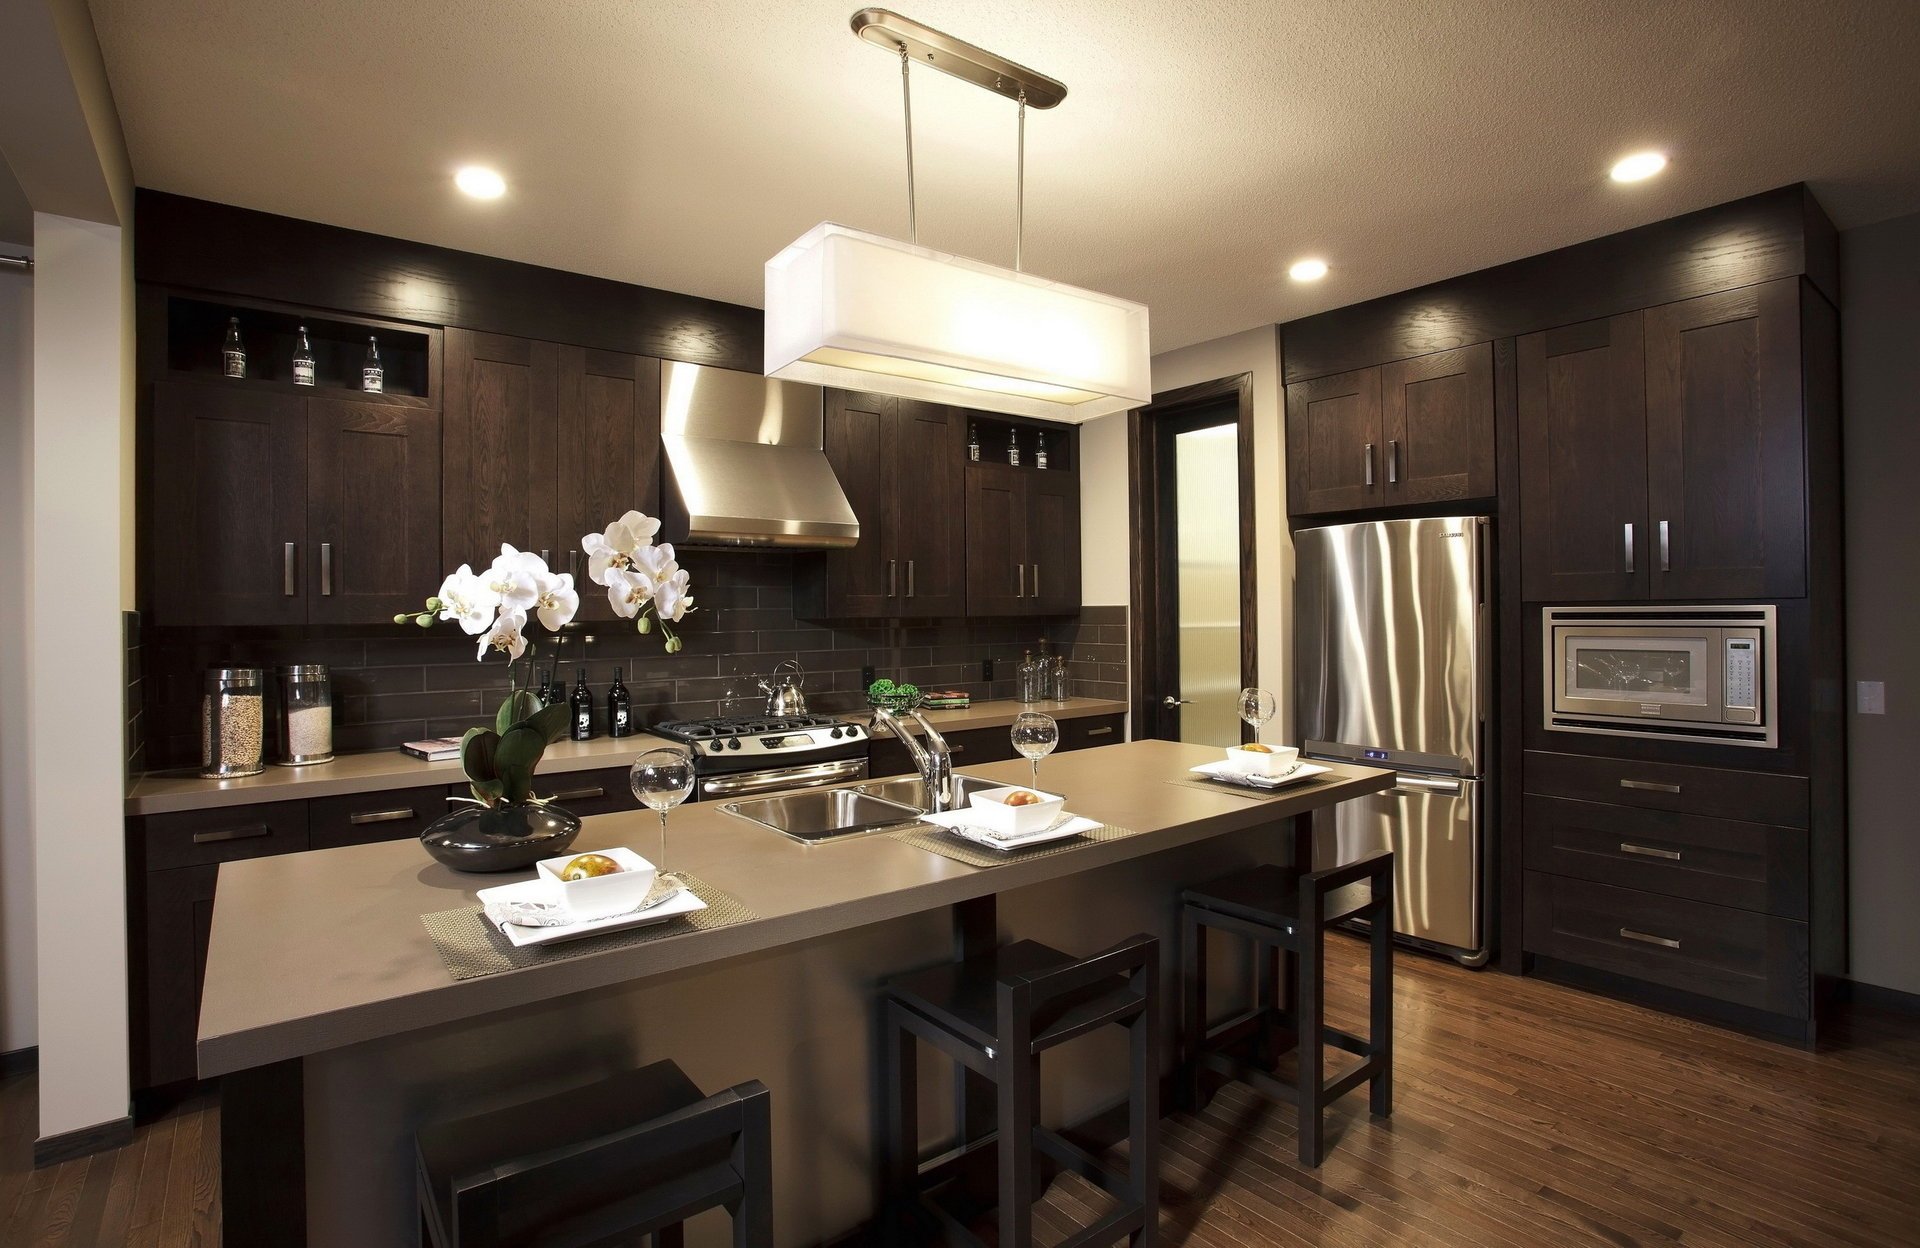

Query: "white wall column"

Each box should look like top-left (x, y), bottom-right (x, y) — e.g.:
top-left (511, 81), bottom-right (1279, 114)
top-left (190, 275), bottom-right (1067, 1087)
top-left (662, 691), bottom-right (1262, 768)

top-left (0, 245), bottom-right (34, 1058)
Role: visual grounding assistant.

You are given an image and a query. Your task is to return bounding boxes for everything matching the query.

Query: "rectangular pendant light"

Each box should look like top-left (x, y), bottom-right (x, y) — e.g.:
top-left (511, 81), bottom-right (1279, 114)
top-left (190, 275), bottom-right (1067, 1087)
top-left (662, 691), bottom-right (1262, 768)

top-left (765, 222), bottom-right (1150, 423)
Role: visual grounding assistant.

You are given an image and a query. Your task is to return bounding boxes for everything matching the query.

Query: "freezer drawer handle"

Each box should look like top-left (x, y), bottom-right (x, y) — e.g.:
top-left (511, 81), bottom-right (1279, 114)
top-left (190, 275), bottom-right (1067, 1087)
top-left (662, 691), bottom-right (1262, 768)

top-left (1620, 927), bottom-right (1681, 950)
top-left (1619, 779), bottom-right (1682, 794)
top-left (1391, 775), bottom-right (1463, 795)
top-left (347, 807), bottom-right (418, 826)
top-left (1619, 842), bottom-right (1682, 861)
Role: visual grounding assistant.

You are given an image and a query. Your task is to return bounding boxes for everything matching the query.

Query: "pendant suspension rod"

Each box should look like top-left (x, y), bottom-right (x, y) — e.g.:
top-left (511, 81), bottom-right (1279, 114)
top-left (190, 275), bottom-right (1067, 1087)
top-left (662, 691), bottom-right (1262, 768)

top-left (1015, 90), bottom-right (1027, 272)
top-left (899, 43), bottom-right (918, 245)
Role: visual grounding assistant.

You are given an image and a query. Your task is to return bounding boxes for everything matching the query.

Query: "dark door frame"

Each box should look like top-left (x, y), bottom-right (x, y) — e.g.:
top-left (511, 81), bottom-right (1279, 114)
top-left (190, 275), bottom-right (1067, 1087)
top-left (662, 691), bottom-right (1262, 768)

top-left (1128, 372), bottom-right (1259, 741)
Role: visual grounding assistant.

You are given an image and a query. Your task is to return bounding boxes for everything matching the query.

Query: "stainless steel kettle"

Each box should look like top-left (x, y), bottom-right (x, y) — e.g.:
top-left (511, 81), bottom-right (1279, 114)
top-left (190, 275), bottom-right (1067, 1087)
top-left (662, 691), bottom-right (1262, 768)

top-left (760, 659), bottom-right (808, 716)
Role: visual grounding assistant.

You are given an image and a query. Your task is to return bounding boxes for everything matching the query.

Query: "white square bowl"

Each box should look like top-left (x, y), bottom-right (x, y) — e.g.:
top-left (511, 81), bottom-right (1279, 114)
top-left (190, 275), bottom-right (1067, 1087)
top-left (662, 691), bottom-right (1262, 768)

top-left (967, 786), bottom-right (1068, 836)
top-left (1225, 745), bottom-right (1301, 777)
top-left (534, 846), bottom-right (658, 921)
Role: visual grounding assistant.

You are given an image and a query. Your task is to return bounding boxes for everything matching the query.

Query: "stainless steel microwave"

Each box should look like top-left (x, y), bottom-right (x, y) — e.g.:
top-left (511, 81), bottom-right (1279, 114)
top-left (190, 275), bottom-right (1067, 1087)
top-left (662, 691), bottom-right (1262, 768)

top-left (1543, 606), bottom-right (1776, 748)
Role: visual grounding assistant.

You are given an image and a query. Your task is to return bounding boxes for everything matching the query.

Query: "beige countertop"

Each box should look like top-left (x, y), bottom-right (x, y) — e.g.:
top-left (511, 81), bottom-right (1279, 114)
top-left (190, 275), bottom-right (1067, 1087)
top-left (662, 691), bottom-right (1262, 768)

top-left (125, 698), bottom-right (1128, 816)
top-left (195, 739), bottom-right (1388, 1076)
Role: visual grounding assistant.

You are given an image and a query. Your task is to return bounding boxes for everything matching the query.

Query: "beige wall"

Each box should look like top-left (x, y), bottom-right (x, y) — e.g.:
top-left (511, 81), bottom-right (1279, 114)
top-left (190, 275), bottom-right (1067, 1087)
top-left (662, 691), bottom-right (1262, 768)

top-left (0, 248), bottom-right (33, 1054)
top-left (1078, 412), bottom-right (1131, 608)
top-left (1838, 211), bottom-right (1920, 997)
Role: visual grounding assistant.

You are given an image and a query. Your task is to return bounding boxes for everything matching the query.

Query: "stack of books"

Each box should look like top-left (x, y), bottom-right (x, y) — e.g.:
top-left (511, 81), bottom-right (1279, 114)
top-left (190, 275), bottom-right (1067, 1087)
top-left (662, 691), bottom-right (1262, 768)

top-left (400, 737), bottom-right (465, 762)
top-left (920, 690), bottom-right (970, 710)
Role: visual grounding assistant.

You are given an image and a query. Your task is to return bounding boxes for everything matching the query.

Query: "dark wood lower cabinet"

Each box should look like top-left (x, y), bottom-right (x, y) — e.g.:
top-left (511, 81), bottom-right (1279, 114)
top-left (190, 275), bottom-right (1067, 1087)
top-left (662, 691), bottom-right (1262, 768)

top-left (867, 715), bottom-right (1121, 780)
top-left (137, 863), bottom-right (219, 1089)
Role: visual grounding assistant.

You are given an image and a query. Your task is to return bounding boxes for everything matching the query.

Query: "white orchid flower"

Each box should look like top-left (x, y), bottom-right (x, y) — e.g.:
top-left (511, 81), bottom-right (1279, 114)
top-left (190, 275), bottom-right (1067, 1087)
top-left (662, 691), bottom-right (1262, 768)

top-left (477, 607), bottom-right (530, 662)
top-left (434, 565), bottom-right (500, 635)
top-left (631, 541), bottom-right (678, 581)
top-left (604, 566), bottom-right (656, 619)
top-left (581, 511), bottom-right (664, 586)
top-left (533, 571), bottom-right (579, 631)
top-left (652, 568), bottom-right (693, 622)
top-left (482, 545), bottom-right (541, 614)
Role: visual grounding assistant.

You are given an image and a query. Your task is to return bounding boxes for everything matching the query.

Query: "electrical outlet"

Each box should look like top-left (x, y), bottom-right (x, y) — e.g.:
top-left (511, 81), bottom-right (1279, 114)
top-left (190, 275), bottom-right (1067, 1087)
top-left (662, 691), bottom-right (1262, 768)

top-left (861, 664), bottom-right (875, 689)
top-left (1857, 680), bottom-right (1887, 715)
top-left (982, 658), bottom-right (994, 682)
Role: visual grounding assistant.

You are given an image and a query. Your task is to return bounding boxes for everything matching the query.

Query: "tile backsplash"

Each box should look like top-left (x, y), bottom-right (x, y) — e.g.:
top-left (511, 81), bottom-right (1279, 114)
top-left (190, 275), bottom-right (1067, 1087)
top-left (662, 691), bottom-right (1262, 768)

top-left (136, 553), bottom-right (1127, 770)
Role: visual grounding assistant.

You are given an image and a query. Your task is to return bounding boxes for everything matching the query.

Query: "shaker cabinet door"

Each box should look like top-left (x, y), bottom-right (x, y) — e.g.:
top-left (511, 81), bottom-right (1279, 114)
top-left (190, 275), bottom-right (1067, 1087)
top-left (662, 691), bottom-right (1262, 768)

top-left (1644, 280), bottom-right (1805, 600)
top-left (888, 399), bottom-right (967, 618)
top-left (151, 381), bottom-right (309, 626)
top-left (814, 391), bottom-right (899, 617)
top-left (307, 399), bottom-right (442, 623)
top-left (1518, 314), bottom-right (1650, 602)
top-left (557, 347), bottom-right (662, 620)
top-left (964, 462), bottom-right (1029, 616)
top-left (441, 330), bottom-right (558, 574)
top-left (1024, 469), bottom-right (1081, 615)
top-left (1286, 366), bottom-right (1383, 516)
top-left (1382, 342), bottom-right (1494, 505)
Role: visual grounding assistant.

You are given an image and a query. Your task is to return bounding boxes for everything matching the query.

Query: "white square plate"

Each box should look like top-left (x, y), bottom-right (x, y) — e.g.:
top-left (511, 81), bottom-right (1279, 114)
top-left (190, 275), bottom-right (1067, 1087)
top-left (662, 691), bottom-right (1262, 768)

top-left (1188, 760), bottom-right (1331, 790)
top-left (917, 809), bottom-right (1099, 852)
top-left (475, 876), bottom-right (708, 947)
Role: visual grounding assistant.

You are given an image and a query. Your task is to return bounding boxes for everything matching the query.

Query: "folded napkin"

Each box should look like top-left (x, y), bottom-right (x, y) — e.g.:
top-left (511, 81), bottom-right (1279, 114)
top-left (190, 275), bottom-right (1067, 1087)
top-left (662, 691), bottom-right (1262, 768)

top-left (916, 808), bottom-right (1101, 850)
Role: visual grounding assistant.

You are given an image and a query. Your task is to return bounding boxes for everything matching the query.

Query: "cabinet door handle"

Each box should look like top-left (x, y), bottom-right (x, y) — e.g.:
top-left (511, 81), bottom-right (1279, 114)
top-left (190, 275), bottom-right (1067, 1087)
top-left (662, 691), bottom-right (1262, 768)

top-left (569, 550), bottom-right (579, 581)
top-left (1620, 927), bottom-right (1681, 950)
top-left (1031, 563), bottom-right (1040, 599)
top-left (1619, 779), bottom-right (1682, 794)
top-left (1619, 842), bottom-right (1682, 861)
top-left (887, 559), bottom-right (897, 598)
top-left (547, 786), bottom-right (605, 803)
top-left (1086, 725), bottom-right (1115, 737)
top-left (1364, 443), bottom-right (1375, 488)
top-left (1622, 523), bottom-right (1635, 574)
top-left (1016, 563), bottom-right (1025, 598)
top-left (283, 543), bottom-right (297, 596)
top-left (1387, 439), bottom-right (1400, 484)
top-left (949, 744), bottom-right (965, 754)
top-left (541, 549), bottom-right (551, 565)
top-left (192, 824), bottom-right (270, 845)
top-left (1658, 519), bottom-right (1671, 572)
top-left (320, 543), bottom-right (333, 596)
top-left (906, 560), bottom-right (915, 599)
top-left (347, 807), bottom-right (418, 826)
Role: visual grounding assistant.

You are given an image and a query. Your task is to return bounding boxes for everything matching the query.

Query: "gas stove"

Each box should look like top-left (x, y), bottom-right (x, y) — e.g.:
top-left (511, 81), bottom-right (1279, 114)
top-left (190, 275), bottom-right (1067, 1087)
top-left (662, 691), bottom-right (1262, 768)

top-left (651, 714), bottom-right (870, 800)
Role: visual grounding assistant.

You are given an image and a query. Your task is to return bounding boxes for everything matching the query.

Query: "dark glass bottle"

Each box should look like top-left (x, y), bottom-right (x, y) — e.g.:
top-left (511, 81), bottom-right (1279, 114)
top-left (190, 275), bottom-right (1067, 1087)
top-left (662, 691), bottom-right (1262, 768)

top-left (967, 423), bottom-right (981, 462)
top-left (607, 667), bottom-right (632, 737)
top-left (569, 669), bottom-right (594, 741)
top-left (535, 669), bottom-right (552, 708)
top-left (292, 325), bottom-right (316, 387)
top-left (1007, 427), bottom-right (1021, 467)
top-left (223, 317), bottom-right (246, 378)
top-left (361, 336), bottom-right (384, 393)
top-left (1035, 431), bottom-right (1050, 470)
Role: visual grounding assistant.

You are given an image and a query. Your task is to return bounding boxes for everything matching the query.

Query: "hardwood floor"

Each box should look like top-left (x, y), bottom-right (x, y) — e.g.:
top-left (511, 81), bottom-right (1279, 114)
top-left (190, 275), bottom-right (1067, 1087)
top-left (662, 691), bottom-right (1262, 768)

top-left (5, 938), bottom-right (1918, 1246)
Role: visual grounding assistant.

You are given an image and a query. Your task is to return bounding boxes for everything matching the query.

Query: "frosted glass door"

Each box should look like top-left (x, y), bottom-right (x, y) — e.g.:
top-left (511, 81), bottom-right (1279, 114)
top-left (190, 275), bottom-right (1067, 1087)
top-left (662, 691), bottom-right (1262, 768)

top-left (1173, 424), bottom-right (1241, 745)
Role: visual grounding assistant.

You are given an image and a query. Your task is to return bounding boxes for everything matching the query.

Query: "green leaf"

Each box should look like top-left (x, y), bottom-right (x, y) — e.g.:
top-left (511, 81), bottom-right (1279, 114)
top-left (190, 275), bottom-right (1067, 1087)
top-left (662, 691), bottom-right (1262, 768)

top-left (493, 723), bottom-right (549, 804)
top-left (494, 689), bottom-right (539, 735)
top-left (527, 702), bottom-right (572, 745)
top-left (459, 728), bottom-right (500, 784)
top-left (468, 778), bottom-right (504, 806)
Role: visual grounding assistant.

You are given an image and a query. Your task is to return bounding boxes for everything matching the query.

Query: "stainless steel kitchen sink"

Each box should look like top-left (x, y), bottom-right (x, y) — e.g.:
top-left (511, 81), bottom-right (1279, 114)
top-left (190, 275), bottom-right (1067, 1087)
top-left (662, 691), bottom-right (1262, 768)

top-left (720, 788), bottom-right (924, 844)
top-left (855, 773), bottom-right (1004, 811)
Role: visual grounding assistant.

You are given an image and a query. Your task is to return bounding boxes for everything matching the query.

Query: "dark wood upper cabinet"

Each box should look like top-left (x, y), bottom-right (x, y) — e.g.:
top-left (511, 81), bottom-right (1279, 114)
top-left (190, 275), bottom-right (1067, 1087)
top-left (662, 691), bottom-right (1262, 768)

top-left (1025, 470), bottom-right (1081, 615)
top-left (963, 460), bottom-right (1080, 617)
top-left (806, 392), bottom-right (897, 617)
top-left (1286, 366), bottom-right (1383, 516)
top-left (151, 381), bottom-right (309, 626)
top-left (306, 398), bottom-right (442, 624)
top-left (1644, 280), bottom-right (1805, 600)
top-left (441, 330), bottom-right (557, 574)
top-left (889, 400), bottom-right (967, 618)
top-left (1381, 342), bottom-right (1494, 504)
top-left (556, 347), bottom-right (662, 619)
top-left (1518, 314), bottom-right (1650, 602)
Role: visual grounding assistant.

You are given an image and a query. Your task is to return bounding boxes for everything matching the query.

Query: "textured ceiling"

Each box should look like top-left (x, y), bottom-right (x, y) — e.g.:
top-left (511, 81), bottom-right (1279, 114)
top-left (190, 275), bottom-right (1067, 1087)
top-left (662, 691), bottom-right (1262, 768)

top-left (90, 0), bottom-right (1920, 352)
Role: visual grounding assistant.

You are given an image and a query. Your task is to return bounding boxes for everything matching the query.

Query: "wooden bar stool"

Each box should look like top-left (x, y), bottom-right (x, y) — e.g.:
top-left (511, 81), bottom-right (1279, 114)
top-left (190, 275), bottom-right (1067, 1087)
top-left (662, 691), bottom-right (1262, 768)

top-left (415, 1058), bottom-right (772, 1247)
top-left (1180, 853), bottom-right (1394, 1167)
top-left (881, 935), bottom-right (1161, 1247)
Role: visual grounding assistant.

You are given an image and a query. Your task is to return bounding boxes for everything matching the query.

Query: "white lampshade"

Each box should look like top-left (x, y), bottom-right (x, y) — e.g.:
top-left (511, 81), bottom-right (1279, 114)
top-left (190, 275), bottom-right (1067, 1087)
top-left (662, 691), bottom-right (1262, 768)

top-left (765, 222), bottom-right (1150, 423)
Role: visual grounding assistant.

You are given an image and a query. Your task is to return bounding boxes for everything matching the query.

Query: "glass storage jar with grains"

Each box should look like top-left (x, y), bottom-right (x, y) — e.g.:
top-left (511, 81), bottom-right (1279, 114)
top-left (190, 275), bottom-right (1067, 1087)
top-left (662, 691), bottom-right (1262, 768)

top-left (201, 667), bottom-right (265, 778)
top-left (274, 664), bottom-right (334, 765)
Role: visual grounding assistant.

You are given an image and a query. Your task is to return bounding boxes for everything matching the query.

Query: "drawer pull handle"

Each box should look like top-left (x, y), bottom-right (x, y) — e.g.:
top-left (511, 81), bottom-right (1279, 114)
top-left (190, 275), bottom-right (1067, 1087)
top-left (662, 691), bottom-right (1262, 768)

top-left (949, 744), bottom-right (965, 754)
top-left (1619, 779), bottom-right (1682, 794)
top-left (191, 824), bottom-right (270, 845)
top-left (1620, 927), bottom-right (1681, 950)
top-left (1620, 842), bottom-right (1681, 861)
top-left (347, 808), bottom-right (417, 826)
top-left (548, 786), bottom-right (606, 802)
top-left (1086, 726), bottom-right (1115, 736)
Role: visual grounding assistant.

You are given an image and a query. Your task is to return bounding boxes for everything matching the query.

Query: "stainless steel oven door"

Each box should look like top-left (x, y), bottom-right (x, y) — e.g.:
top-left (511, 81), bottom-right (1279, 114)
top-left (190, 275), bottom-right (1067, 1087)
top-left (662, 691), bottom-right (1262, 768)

top-left (1553, 626), bottom-right (1720, 722)
top-left (695, 757), bottom-right (868, 802)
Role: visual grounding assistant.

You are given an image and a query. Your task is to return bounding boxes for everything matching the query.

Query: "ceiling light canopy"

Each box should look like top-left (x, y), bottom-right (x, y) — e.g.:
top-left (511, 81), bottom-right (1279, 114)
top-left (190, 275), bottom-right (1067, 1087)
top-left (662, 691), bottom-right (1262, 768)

top-left (1609, 151), bottom-right (1667, 183)
top-left (764, 9), bottom-right (1150, 424)
top-left (454, 165), bottom-right (506, 199)
top-left (1289, 258), bottom-right (1329, 282)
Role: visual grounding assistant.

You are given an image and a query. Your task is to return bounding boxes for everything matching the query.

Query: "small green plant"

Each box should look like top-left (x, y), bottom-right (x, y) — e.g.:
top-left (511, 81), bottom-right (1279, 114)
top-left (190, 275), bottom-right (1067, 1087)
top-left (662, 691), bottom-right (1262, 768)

top-left (457, 694), bottom-right (575, 806)
top-left (866, 678), bottom-right (923, 712)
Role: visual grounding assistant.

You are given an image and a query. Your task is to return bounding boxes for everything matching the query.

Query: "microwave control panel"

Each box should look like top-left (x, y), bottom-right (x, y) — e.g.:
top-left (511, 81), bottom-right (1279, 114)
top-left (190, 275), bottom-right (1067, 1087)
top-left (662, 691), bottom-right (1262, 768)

top-left (1724, 636), bottom-right (1759, 720)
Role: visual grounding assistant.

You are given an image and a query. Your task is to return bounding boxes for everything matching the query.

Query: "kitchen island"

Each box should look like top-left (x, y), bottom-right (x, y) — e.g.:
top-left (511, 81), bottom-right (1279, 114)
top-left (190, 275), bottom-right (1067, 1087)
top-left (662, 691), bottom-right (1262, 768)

top-left (199, 739), bottom-right (1391, 1245)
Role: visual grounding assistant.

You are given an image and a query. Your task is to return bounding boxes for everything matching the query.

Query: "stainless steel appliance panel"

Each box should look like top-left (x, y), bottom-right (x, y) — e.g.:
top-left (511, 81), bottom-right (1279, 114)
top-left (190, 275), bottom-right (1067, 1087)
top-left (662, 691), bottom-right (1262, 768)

top-left (1295, 516), bottom-right (1486, 774)
top-left (1314, 774), bottom-right (1481, 956)
top-left (1543, 605), bottom-right (1776, 747)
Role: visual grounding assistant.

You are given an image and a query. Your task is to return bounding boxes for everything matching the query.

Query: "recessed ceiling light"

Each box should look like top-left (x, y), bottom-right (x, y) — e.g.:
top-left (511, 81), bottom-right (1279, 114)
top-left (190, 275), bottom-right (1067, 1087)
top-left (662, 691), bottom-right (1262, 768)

top-left (1609, 151), bottom-right (1667, 183)
top-left (1288, 258), bottom-right (1329, 282)
top-left (454, 166), bottom-right (507, 199)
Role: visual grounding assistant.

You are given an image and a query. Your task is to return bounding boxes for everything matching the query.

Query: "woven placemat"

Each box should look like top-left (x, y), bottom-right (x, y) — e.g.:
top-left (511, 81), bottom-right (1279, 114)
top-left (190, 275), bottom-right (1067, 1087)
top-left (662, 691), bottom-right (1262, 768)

top-left (420, 874), bottom-right (756, 981)
top-left (888, 820), bottom-right (1145, 869)
top-left (1166, 775), bottom-right (1333, 802)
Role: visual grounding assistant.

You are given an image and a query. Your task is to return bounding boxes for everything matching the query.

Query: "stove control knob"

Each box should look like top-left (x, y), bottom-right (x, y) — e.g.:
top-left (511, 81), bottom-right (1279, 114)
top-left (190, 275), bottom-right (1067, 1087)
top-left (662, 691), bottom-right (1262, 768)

top-left (728, 738), bottom-right (742, 750)
top-left (828, 727), bottom-right (842, 738)
top-left (708, 741), bottom-right (725, 753)
top-left (844, 723), bottom-right (861, 736)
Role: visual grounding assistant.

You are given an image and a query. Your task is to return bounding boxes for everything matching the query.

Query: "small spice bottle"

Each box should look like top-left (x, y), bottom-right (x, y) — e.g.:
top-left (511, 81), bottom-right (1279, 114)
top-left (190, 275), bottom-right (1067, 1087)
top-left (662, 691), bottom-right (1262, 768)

top-left (201, 667), bottom-right (266, 778)
top-left (273, 665), bottom-right (334, 766)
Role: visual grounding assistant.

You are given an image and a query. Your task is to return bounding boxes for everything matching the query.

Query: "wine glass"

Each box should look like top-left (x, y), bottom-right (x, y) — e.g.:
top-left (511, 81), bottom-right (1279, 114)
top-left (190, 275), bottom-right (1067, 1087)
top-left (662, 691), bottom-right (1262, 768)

top-left (1238, 687), bottom-right (1277, 745)
top-left (1010, 711), bottom-right (1059, 790)
top-left (629, 746), bottom-right (695, 903)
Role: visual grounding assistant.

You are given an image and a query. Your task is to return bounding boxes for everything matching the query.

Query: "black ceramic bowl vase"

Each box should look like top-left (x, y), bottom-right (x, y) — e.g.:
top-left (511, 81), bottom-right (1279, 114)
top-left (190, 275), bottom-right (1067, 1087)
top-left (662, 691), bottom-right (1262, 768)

top-left (420, 801), bottom-right (581, 873)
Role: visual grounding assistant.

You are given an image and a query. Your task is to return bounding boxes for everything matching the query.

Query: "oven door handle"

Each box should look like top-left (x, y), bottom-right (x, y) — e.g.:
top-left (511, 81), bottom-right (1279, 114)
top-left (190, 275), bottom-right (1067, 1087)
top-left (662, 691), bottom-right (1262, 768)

top-left (699, 758), bottom-right (867, 799)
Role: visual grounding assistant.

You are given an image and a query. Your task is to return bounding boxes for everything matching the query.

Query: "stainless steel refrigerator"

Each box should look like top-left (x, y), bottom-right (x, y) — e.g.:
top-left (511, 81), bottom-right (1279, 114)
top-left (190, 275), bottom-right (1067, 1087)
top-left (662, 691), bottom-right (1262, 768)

top-left (1294, 516), bottom-right (1490, 965)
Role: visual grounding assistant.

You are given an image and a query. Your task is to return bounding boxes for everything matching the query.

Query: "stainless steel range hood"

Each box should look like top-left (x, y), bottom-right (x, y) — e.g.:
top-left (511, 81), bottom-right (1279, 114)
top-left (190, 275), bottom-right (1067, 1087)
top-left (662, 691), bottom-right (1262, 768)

top-left (659, 361), bottom-right (858, 548)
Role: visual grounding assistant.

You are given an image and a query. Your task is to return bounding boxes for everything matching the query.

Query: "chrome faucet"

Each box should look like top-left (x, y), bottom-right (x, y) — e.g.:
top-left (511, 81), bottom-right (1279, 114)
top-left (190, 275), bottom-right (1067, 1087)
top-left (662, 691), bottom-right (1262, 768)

top-left (870, 706), bottom-right (955, 812)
